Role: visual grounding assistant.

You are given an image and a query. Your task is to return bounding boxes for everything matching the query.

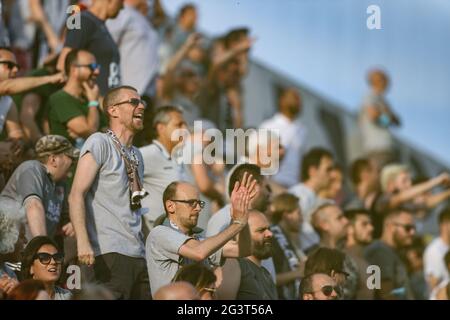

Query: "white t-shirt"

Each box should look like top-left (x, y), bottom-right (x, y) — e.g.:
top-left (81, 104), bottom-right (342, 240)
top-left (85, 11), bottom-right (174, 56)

top-left (140, 140), bottom-right (186, 224)
top-left (259, 113), bottom-right (308, 188)
top-left (424, 237), bottom-right (449, 284)
top-left (288, 183), bottom-right (320, 250)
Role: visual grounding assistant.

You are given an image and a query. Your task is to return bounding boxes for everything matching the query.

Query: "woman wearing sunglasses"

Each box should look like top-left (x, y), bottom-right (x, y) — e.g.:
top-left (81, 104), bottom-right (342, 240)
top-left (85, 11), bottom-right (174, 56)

top-left (21, 236), bottom-right (72, 300)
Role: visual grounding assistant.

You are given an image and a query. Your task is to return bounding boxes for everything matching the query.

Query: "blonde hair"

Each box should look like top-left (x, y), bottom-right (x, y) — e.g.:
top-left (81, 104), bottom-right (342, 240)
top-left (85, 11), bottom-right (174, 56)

top-left (380, 164), bottom-right (409, 192)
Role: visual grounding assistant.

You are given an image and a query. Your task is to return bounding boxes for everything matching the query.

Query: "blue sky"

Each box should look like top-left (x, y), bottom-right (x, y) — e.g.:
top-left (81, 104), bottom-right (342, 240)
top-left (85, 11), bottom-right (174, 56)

top-left (164, 0), bottom-right (450, 167)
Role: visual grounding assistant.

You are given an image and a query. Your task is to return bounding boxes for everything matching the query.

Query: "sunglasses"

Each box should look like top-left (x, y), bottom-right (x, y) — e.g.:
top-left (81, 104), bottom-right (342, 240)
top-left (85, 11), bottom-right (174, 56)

top-left (0, 60), bottom-right (20, 70)
top-left (170, 199), bottom-right (206, 209)
top-left (111, 98), bottom-right (147, 109)
top-left (34, 252), bottom-right (64, 265)
top-left (394, 222), bottom-right (416, 233)
top-left (75, 62), bottom-right (100, 72)
top-left (310, 285), bottom-right (341, 297)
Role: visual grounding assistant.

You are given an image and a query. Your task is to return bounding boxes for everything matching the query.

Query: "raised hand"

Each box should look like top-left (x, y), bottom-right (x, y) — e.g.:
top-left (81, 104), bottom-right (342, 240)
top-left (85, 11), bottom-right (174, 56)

top-left (230, 172), bottom-right (257, 224)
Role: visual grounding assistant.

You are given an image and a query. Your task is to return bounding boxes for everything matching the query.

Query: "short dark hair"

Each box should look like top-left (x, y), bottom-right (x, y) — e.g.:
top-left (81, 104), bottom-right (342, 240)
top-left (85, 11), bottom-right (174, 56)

top-left (228, 163), bottom-right (262, 196)
top-left (0, 46), bottom-right (14, 55)
top-left (223, 27), bottom-right (249, 49)
top-left (438, 207), bottom-right (450, 225)
top-left (270, 193), bottom-right (299, 224)
top-left (162, 181), bottom-right (180, 215)
top-left (64, 48), bottom-right (80, 76)
top-left (304, 247), bottom-right (346, 278)
top-left (7, 279), bottom-right (46, 300)
top-left (301, 147), bottom-right (333, 181)
top-left (344, 209), bottom-right (371, 223)
top-left (21, 236), bottom-right (61, 281)
top-left (172, 263), bottom-right (217, 292)
top-left (178, 3), bottom-right (196, 19)
top-left (299, 274), bottom-right (314, 300)
top-left (103, 85), bottom-right (138, 114)
top-left (350, 158), bottom-right (370, 185)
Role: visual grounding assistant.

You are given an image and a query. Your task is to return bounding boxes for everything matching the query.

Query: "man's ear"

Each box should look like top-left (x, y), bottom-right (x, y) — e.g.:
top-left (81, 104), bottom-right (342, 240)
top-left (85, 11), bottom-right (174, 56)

top-left (165, 200), bottom-right (176, 214)
top-left (108, 105), bottom-right (119, 118)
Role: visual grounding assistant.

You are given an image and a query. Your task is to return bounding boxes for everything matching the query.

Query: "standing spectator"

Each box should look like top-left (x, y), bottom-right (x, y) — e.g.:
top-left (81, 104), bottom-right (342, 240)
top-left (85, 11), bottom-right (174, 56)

top-left (430, 251), bottom-right (450, 300)
top-left (146, 177), bottom-right (256, 296)
top-left (424, 207), bottom-right (450, 291)
top-left (48, 49), bottom-right (104, 147)
top-left (0, 135), bottom-right (78, 241)
top-left (289, 148), bottom-right (334, 250)
top-left (318, 165), bottom-right (344, 206)
top-left (172, 263), bottom-right (217, 300)
top-left (371, 164), bottom-right (450, 238)
top-left (343, 209), bottom-right (375, 299)
top-left (106, 0), bottom-right (160, 99)
top-left (346, 158), bottom-right (379, 210)
top-left (404, 237), bottom-right (429, 300)
top-left (20, 236), bottom-right (72, 300)
top-left (299, 273), bottom-right (340, 300)
top-left (364, 209), bottom-right (416, 299)
top-left (170, 3), bottom-right (197, 54)
top-left (57, 0), bottom-right (124, 96)
top-left (140, 106), bottom-right (187, 230)
top-left (359, 69), bottom-right (400, 170)
top-left (69, 85), bottom-right (150, 299)
top-left (259, 88), bottom-right (308, 188)
top-left (269, 193), bottom-right (307, 300)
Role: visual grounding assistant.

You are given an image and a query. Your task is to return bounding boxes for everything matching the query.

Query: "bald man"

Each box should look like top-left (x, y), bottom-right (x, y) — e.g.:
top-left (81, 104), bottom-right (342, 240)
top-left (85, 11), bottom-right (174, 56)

top-left (154, 282), bottom-right (199, 300)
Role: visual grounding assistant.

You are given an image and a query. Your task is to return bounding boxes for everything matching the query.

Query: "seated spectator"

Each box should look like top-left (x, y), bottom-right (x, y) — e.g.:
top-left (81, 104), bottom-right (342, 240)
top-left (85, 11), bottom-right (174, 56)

top-left (269, 193), bottom-right (307, 300)
top-left (371, 164), bottom-right (450, 238)
top-left (220, 210), bottom-right (278, 300)
top-left (343, 209), bottom-right (374, 299)
top-left (140, 106), bottom-right (188, 230)
top-left (424, 207), bottom-right (450, 291)
top-left (346, 158), bottom-right (379, 210)
top-left (259, 87), bottom-right (308, 188)
top-left (154, 281), bottom-right (200, 300)
top-left (172, 263), bottom-right (217, 300)
top-left (0, 135), bottom-right (78, 241)
top-left (289, 147), bottom-right (334, 250)
top-left (48, 49), bottom-right (105, 147)
top-left (7, 279), bottom-right (50, 300)
top-left (20, 236), bottom-right (72, 300)
top-left (359, 69), bottom-right (400, 170)
top-left (364, 209), bottom-right (416, 299)
top-left (299, 273), bottom-right (340, 300)
top-left (146, 174), bottom-right (256, 296)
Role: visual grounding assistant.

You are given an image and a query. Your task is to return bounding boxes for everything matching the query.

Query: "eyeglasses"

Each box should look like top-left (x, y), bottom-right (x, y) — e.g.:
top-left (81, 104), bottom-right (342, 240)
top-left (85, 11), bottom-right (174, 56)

top-left (75, 62), bottom-right (100, 72)
top-left (170, 199), bottom-right (206, 209)
top-left (0, 60), bottom-right (20, 70)
top-left (111, 98), bottom-right (147, 109)
top-left (34, 252), bottom-right (64, 265)
top-left (394, 222), bottom-right (416, 233)
top-left (309, 285), bottom-right (341, 297)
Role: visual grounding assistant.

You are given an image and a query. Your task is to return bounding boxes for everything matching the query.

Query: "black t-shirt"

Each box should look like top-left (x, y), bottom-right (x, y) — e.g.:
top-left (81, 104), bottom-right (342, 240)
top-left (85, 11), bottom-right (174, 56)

top-left (64, 11), bottom-right (121, 95)
top-left (236, 258), bottom-right (278, 300)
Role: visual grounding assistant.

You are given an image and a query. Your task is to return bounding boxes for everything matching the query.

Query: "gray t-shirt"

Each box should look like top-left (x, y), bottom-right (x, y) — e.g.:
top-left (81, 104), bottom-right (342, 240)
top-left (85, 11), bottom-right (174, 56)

top-left (80, 132), bottom-right (145, 258)
top-left (364, 240), bottom-right (413, 299)
top-left (237, 258), bottom-right (278, 300)
top-left (0, 160), bottom-right (66, 239)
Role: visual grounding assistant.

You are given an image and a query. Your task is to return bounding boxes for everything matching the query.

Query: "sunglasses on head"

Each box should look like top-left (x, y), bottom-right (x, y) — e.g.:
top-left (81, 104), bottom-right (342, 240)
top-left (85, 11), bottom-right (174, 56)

top-left (34, 252), bottom-right (64, 265)
top-left (75, 62), bottom-right (100, 72)
top-left (0, 60), bottom-right (20, 70)
top-left (111, 98), bottom-right (147, 109)
top-left (170, 199), bottom-right (206, 209)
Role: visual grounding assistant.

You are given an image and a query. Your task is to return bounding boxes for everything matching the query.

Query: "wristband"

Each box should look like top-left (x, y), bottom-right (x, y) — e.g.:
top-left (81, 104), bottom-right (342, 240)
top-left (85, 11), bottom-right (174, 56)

top-left (88, 101), bottom-right (99, 108)
top-left (232, 220), bottom-right (246, 226)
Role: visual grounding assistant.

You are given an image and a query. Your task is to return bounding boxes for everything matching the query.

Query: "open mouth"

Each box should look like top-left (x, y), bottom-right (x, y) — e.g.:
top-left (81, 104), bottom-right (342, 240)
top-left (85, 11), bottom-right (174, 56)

top-left (133, 113), bottom-right (144, 120)
top-left (47, 267), bottom-right (58, 273)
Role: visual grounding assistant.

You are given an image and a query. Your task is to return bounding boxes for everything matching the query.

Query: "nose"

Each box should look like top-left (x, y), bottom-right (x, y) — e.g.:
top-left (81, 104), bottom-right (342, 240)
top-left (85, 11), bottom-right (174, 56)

top-left (265, 229), bottom-right (273, 238)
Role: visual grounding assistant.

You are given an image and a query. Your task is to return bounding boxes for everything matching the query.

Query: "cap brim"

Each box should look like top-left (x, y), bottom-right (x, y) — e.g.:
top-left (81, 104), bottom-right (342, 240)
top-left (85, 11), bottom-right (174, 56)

top-left (64, 146), bottom-right (80, 159)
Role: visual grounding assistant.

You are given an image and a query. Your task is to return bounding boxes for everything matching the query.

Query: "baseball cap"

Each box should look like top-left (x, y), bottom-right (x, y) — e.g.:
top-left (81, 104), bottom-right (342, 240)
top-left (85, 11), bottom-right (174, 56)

top-left (35, 135), bottom-right (80, 159)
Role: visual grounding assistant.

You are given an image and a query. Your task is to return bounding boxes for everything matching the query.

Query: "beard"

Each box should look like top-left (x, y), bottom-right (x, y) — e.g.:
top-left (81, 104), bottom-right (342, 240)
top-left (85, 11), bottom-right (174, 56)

top-left (252, 239), bottom-right (273, 260)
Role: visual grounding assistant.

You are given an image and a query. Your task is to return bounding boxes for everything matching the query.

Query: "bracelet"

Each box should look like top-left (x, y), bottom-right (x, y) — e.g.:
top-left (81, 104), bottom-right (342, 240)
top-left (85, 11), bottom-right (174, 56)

top-left (88, 101), bottom-right (99, 108)
top-left (232, 220), bottom-right (246, 226)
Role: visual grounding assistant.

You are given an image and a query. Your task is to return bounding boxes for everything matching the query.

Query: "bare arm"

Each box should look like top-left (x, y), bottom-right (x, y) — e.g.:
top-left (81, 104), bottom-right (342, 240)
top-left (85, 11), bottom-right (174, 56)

top-left (5, 102), bottom-right (24, 140)
top-left (69, 152), bottom-right (100, 266)
top-left (19, 93), bottom-right (43, 143)
top-left (29, 0), bottom-right (60, 52)
top-left (425, 189), bottom-right (450, 209)
top-left (0, 73), bottom-right (64, 95)
top-left (24, 197), bottom-right (47, 236)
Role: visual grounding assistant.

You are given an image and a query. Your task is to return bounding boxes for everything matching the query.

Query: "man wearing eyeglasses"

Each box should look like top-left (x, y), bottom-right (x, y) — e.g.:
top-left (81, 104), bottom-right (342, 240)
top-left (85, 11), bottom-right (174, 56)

top-left (146, 175), bottom-right (257, 296)
top-left (299, 273), bottom-right (340, 300)
top-left (365, 209), bottom-right (416, 299)
top-left (48, 49), bottom-right (107, 148)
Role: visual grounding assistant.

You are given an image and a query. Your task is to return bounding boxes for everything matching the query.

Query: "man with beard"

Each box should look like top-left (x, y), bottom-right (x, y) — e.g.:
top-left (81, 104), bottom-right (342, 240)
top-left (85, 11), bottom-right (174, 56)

top-left (146, 176), bottom-right (257, 296)
top-left (48, 49), bottom-right (106, 148)
top-left (364, 209), bottom-right (416, 299)
top-left (69, 85), bottom-right (149, 299)
top-left (235, 210), bottom-right (278, 300)
top-left (343, 209), bottom-right (375, 299)
top-left (259, 87), bottom-right (308, 188)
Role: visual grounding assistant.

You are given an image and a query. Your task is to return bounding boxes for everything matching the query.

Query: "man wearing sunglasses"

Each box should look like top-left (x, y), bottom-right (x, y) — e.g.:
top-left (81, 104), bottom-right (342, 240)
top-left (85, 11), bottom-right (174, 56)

top-left (48, 49), bottom-right (106, 148)
top-left (365, 209), bottom-right (416, 299)
top-left (300, 273), bottom-right (340, 300)
top-left (146, 174), bottom-right (257, 296)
